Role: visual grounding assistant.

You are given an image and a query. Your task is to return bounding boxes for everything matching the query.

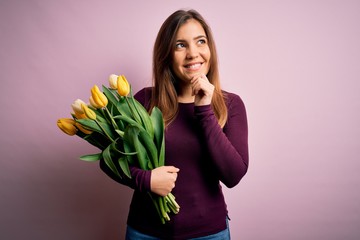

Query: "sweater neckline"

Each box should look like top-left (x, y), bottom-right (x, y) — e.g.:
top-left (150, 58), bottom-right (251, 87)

top-left (178, 101), bottom-right (194, 105)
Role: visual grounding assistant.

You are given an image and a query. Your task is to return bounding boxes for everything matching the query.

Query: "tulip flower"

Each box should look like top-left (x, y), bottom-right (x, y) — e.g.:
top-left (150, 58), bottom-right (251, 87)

top-left (117, 75), bottom-right (130, 96)
top-left (71, 99), bottom-right (87, 119)
top-left (57, 118), bottom-right (77, 136)
top-left (75, 122), bottom-right (93, 134)
top-left (109, 74), bottom-right (118, 89)
top-left (90, 85), bottom-right (108, 108)
top-left (71, 99), bottom-right (86, 115)
top-left (89, 95), bottom-right (101, 109)
top-left (81, 103), bottom-right (97, 120)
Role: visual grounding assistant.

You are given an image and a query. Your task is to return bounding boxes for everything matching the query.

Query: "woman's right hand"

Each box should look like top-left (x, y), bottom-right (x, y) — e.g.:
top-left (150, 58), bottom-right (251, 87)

top-left (150, 166), bottom-right (179, 196)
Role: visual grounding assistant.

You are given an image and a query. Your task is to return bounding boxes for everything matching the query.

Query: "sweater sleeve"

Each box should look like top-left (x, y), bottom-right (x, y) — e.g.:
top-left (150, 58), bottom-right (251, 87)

top-left (98, 88), bottom-right (152, 192)
top-left (194, 93), bottom-right (249, 188)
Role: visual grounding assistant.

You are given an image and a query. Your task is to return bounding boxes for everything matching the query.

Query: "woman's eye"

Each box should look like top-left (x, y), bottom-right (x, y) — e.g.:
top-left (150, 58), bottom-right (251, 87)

top-left (175, 43), bottom-right (185, 49)
top-left (198, 39), bottom-right (206, 45)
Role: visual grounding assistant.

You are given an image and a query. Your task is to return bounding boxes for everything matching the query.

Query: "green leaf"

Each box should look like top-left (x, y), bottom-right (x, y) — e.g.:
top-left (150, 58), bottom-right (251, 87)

top-left (115, 117), bottom-right (125, 131)
top-left (131, 97), bottom-right (154, 139)
top-left (102, 85), bottom-right (119, 107)
top-left (87, 106), bottom-right (107, 122)
top-left (138, 129), bottom-right (158, 168)
top-left (83, 132), bottom-right (110, 150)
top-left (123, 138), bottom-right (135, 165)
top-left (112, 140), bottom-right (137, 156)
top-left (150, 107), bottom-right (164, 151)
top-left (150, 107), bottom-right (165, 167)
top-left (113, 115), bottom-right (144, 130)
top-left (124, 126), bottom-right (150, 170)
top-left (97, 121), bottom-right (117, 139)
top-left (79, 153), bottom-right (102, 162)
top-left (115, 129), bottom-right (124, 137)
top-left (76, 119), bottom-right (100, 132)
top-left (158, 137), bottom-right (165, 167)
top-left (116, 97), bottom-right (132, 118)
top-left (118, 157), bottom-right (131, 178)
top-left (77, 119), bottom-right (116, 140)
top-left (103, 144), bottom-right (121, 177)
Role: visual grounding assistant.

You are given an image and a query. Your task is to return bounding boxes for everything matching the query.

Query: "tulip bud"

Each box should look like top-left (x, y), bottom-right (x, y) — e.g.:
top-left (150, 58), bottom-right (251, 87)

top-left (71, 99), bottom-right (87, 119)
top-left (81, 103), bottom-right (97, 120)
top-left (89, 95), bottom-right (102, 109)
top-left (117, 75), bottom-right (130, 96)
top-left (75, 122), bottom-right (93, 134)
top-left (71, 99), bottom-right (85, 115)
top-left (57, 118), bottom-right (77, 136)
top-left (90, 85), bottom-right (108, 108)
top-left (109, 74), bottom-right (118, 89)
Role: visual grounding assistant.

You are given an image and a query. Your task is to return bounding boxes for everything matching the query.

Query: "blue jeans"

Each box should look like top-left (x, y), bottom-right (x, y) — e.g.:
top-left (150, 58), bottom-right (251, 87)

top-left (125, 219), bottom-right (230, 240)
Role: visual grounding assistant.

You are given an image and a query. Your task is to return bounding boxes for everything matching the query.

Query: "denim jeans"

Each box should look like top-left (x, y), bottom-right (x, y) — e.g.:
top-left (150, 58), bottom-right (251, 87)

top-left (125, 219), bottom-right (230, 240)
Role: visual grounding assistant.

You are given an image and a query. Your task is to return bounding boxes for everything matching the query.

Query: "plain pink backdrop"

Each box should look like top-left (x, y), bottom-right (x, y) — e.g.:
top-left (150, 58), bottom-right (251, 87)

top-left (1, 0), bottom-right (359, 239)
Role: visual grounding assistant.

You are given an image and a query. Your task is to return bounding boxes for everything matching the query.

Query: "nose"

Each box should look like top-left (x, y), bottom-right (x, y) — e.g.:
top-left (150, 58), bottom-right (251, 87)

top-left (186, 44), bottom-right (198, 59)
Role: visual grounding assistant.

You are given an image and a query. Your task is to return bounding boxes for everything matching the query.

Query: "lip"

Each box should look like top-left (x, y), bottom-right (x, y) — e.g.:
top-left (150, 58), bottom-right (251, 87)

top-left (184, 62), bottom-right (203, 71)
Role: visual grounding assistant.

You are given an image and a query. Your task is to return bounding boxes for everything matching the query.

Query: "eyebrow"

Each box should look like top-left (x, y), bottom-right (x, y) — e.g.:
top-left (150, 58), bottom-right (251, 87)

top-left (176, 35), bottom-right (207, 42)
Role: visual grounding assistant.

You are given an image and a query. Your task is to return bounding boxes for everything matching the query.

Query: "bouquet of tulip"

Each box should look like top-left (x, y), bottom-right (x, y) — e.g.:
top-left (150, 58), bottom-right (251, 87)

top-left (57, 74), bottom-right (179, 223)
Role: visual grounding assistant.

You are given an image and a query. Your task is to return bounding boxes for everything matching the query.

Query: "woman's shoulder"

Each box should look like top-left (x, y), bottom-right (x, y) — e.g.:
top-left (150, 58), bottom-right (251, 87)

top-left (222, 90), bottom-right (247, 118)
top-left (134, 87), bottom-right (153, 108)
top-left (220, 90), bottom-right (247, 127)
top-left (222, 90), bottom-right (245, 106)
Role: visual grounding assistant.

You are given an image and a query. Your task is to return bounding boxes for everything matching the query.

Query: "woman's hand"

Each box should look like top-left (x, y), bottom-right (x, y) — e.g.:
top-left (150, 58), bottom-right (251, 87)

top-left (150, 166), bottom-right (179, 197)
top-left (191, 74), bottom-right (214, 106)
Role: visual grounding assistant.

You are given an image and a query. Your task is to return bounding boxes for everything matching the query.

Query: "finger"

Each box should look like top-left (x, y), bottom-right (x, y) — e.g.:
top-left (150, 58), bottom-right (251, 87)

top-left (171, 172), bottom-right (178, 182)
top-left (193, 83), bottom-right (205, 96)
top-left (191, 79), bottom-right (201, 93)
top-left (190, 74), bottom-right (203, 83)
top-left (192, 85), bottom-right (199, 96)
top-left (165, 166), bottom-right (180, 173)
top-left (201, 74), bottom-right (209, 81)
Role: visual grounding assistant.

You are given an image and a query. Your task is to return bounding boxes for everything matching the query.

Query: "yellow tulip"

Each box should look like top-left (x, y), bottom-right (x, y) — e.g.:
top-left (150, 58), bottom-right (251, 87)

top-left (74, 112), bottom-right (87, 119)
top-left (89, 95), bottom-right (102, 109)
top-left (71, 99), bottom-right (86, 115)
top-left (71, 99), bottom-right (87, 119)
top-left (75, 122), bottom-right (93, 134)
top-left (109, 74), bottom-right (118, 89)
top-left (81, 103), bottom-right (97, 120)
top-left (90, 85), bottom-right (108, 108)
top-left (57, 118), bottom-right (77, 136)
top-left (117, 75), bottom-right (130, 96)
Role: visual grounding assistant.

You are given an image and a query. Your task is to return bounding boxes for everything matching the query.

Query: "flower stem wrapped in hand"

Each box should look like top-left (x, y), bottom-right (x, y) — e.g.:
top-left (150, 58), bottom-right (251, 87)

top-left (57, 73), bottom-right (179, 223)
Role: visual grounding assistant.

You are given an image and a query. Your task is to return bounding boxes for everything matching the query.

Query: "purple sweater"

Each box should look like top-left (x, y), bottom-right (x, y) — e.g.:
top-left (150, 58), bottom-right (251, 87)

top-left (100, 87), bottom-right (249, 239)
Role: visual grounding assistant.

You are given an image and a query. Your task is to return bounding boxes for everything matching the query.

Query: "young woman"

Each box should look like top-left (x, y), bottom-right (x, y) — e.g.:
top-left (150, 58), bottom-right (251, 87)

top-left (101, 9), bottom-right (249, 240)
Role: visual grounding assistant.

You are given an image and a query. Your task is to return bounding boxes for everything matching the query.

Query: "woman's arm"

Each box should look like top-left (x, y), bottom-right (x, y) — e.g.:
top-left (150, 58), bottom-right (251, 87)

top-left (99, 159), bottom-right (151, 192)
top-left (195, 93), bottom-right (249, 188)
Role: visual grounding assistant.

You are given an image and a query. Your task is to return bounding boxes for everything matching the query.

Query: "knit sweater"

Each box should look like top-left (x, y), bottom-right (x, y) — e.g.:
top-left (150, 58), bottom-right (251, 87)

top-left (100, 87), bottom-right (249, 239)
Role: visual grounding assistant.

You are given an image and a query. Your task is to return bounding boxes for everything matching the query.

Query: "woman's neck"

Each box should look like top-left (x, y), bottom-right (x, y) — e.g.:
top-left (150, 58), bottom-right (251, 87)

top-left (177, 84), bottom-right (195, 103)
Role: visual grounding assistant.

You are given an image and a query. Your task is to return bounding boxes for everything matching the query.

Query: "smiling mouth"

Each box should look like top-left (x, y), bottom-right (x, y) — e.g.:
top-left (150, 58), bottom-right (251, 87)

top-left (184, 63), bottom-right (202, 69)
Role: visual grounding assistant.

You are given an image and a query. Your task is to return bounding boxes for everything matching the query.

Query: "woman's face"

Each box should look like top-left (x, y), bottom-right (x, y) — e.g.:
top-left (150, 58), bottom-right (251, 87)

top-left (171, 19), bottom-right (211, 83)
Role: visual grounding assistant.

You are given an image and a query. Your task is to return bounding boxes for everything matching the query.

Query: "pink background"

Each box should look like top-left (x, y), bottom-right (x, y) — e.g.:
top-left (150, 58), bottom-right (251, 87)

top-left (1, 0), bottom-right (359, 239)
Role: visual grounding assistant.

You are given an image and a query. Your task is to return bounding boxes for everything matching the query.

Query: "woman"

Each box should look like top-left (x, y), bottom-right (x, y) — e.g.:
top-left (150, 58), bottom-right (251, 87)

top-left (101, 9), bottom-right (249, 239)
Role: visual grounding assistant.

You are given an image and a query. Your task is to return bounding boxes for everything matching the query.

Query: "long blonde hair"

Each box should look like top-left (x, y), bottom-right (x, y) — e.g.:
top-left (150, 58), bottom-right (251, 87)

top-left (151, 9), bottom-right (228, 128)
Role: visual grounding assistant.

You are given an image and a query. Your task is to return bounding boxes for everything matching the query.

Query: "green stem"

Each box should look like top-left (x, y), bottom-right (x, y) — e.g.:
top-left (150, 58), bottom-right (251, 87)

top-left (103, 107), bottom-right (119, 130)
top-left (95, 119), bottom-right (115, 142)
top-left (166, 193), bottom-right (180, 213)
top-left (148, 193), bottom-right (165, 224)
top-left (159, 197), bottom-right (169, 220)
